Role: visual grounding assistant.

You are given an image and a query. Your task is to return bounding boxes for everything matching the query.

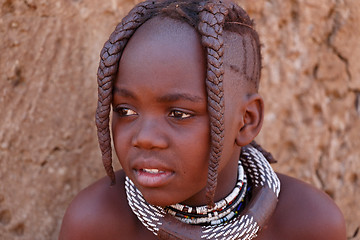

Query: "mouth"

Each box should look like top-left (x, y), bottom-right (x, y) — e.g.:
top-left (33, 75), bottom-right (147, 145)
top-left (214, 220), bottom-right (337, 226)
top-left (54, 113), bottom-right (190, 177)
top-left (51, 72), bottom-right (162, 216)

top-left (133, 168), bottom-right (174, 188)
top-left (141, 168), bottom-right (166, 174)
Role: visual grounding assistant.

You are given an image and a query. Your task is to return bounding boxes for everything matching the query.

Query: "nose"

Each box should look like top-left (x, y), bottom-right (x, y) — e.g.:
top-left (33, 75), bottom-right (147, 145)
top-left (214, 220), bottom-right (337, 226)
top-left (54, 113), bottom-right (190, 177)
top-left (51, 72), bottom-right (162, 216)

top-left (131, 117), bottom-right (168, 150)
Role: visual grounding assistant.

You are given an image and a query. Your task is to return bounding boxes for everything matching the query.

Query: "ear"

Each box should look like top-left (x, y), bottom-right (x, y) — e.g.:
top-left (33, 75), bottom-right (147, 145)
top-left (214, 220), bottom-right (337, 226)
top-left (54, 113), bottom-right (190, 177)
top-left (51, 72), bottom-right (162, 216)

top-left (235, 94), bottom-right (264, 146)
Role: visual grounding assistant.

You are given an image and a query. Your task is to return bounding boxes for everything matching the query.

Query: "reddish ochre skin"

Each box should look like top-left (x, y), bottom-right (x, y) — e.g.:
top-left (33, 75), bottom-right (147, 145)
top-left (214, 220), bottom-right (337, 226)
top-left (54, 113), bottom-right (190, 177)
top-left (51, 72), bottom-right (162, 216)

top-left (59, 171), bottom-right (346, 240)
top-left (59, 16), bottom-right (346, 240)
top-left (110, 17), bottom-right (247, 208)
top-left (111, 17), bottom-right (212, 207)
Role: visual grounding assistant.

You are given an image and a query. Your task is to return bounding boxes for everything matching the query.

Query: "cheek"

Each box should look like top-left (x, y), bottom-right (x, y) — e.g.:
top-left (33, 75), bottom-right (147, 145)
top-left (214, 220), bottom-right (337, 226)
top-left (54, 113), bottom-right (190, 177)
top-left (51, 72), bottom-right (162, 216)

top-left (112, 119), bottom-right (130, 162)
top-left (181, 123), bottom-right (210, 175)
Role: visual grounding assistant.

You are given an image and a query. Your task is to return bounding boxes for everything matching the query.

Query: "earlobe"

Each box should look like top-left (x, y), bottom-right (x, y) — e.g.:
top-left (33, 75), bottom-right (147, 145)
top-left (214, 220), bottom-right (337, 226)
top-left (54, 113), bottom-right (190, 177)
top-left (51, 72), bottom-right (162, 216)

top-left (235, 94), bottom-right (264, 146)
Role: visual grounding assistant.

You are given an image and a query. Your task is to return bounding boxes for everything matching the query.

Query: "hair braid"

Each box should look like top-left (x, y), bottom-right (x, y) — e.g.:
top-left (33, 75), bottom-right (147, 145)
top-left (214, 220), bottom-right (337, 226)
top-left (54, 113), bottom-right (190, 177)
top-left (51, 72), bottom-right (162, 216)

top-left (96, 1), bottom-right (159, 184)
top-left (198, 1), bottom-right (228, 207)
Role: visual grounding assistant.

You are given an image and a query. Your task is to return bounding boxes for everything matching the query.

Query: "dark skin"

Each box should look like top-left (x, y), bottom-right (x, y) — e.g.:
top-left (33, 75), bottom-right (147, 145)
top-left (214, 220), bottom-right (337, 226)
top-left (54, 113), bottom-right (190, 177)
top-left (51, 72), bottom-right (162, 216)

top-left (59, 18), bottom-right (346, 240)
top-left (60, 171), bottom-right (346, 240)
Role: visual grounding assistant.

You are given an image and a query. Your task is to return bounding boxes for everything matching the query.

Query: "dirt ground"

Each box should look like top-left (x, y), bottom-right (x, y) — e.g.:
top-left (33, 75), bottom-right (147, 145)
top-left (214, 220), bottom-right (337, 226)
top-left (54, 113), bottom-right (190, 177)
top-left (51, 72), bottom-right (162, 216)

top-left (0, 0), bottom-right (359, 239)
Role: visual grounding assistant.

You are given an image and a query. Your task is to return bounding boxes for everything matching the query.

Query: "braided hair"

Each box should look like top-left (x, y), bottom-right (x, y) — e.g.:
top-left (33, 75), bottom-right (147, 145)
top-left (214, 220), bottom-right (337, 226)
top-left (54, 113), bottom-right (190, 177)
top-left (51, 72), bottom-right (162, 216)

top-left (95, 0), bottom-right (276, 207)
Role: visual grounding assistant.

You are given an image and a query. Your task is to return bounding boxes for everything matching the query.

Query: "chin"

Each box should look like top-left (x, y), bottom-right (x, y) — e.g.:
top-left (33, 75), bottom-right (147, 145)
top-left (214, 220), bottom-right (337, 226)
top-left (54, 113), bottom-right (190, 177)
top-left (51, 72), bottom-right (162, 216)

top-left (144, 197), bottom-right (171, 207)
top-left (142, 192), bottom-right (180, 207)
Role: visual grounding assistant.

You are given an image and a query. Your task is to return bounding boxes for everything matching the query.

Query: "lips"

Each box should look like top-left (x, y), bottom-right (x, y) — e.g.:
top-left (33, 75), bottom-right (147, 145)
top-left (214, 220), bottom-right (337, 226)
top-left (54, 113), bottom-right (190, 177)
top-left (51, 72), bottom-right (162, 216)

top-left (129, 155), bottom-right (175, 187)
top-left (133, 168), bottom-right (174, 187)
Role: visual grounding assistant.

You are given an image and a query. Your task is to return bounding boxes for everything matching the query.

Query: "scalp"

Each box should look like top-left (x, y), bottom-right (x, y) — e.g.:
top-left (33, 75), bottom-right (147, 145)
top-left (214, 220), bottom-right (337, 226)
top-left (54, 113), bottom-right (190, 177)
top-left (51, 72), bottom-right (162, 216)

top-left (223, 30), bottom-right (261, 94)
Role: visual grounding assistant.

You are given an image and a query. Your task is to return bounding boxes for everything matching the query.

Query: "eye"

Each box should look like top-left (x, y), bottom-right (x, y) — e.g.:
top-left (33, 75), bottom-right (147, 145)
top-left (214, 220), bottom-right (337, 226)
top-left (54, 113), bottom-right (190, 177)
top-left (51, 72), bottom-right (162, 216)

top-left (114, 107), bottom-right (137, 117)
top-left (169, 110), bottom-right (193, 119)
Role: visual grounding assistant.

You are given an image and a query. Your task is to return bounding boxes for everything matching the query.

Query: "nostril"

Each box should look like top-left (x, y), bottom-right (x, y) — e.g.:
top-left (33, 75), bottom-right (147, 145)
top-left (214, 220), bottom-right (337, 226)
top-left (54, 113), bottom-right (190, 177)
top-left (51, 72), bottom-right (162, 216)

top-left (131, 122), bottom-right (168, 150)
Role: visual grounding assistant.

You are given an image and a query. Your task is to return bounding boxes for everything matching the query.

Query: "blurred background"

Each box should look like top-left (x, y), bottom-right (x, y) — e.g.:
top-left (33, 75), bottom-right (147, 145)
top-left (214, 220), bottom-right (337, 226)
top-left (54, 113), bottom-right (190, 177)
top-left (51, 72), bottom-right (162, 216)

top-left (0, 0), bottom-right (359, 239)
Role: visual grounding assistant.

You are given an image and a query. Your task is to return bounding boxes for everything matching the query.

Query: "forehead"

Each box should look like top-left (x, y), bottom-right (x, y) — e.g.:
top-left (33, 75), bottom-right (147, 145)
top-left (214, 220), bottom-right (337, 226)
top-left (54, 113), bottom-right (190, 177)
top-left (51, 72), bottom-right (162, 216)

top-left (116, 16), bottom-right (206, 96)
top-left (120, 16), bottom-right (203, 63)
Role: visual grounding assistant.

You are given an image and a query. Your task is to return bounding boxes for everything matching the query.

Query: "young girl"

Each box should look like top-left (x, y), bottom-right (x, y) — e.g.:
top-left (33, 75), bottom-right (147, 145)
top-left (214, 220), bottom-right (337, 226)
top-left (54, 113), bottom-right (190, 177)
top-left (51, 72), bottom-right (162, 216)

top-left (59, 0), bottom-right (346, 239)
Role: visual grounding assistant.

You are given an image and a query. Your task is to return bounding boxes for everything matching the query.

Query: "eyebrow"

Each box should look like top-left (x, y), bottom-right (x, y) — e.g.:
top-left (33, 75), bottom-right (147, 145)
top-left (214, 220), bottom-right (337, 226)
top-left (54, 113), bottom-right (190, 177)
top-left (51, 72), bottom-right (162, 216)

top-left (156, 93), bottom-right (205, 103)
top-left (113, 86), bottom-right (204, 103)
top-left (113, 87), bottom-right (137, 99)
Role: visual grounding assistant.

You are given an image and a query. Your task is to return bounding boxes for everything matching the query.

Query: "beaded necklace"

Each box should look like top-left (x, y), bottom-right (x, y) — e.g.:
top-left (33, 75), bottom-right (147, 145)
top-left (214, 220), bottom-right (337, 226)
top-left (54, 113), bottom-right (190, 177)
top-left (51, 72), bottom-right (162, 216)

top-left (164, 161), bottom-right (247, 225)
top-left (125, 146), bottom-right (280, 240)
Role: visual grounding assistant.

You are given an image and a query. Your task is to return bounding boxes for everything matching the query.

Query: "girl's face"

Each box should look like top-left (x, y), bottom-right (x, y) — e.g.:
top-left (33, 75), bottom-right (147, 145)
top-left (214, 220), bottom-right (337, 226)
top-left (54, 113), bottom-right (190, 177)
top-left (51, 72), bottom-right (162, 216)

top-left (112, 18), bottom-right (209, 207)
top-left (112, 17), bottom-right (239, 207)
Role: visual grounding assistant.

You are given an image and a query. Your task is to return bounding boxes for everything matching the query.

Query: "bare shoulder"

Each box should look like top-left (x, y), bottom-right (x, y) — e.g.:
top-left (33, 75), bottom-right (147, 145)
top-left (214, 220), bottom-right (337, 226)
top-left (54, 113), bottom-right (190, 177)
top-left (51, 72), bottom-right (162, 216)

top-left (59, 170), bottom-right (151, 240)
top-left (257, 173), bottom-right (346, 240)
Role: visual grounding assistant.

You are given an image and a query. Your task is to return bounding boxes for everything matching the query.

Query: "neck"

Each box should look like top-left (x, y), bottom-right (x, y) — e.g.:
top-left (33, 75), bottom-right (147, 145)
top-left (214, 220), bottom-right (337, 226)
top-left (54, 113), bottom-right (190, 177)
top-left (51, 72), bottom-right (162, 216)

top-left (214, 149), bottom-right (240, 202)
top-left (180, 148), bottom-right (240, 207)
